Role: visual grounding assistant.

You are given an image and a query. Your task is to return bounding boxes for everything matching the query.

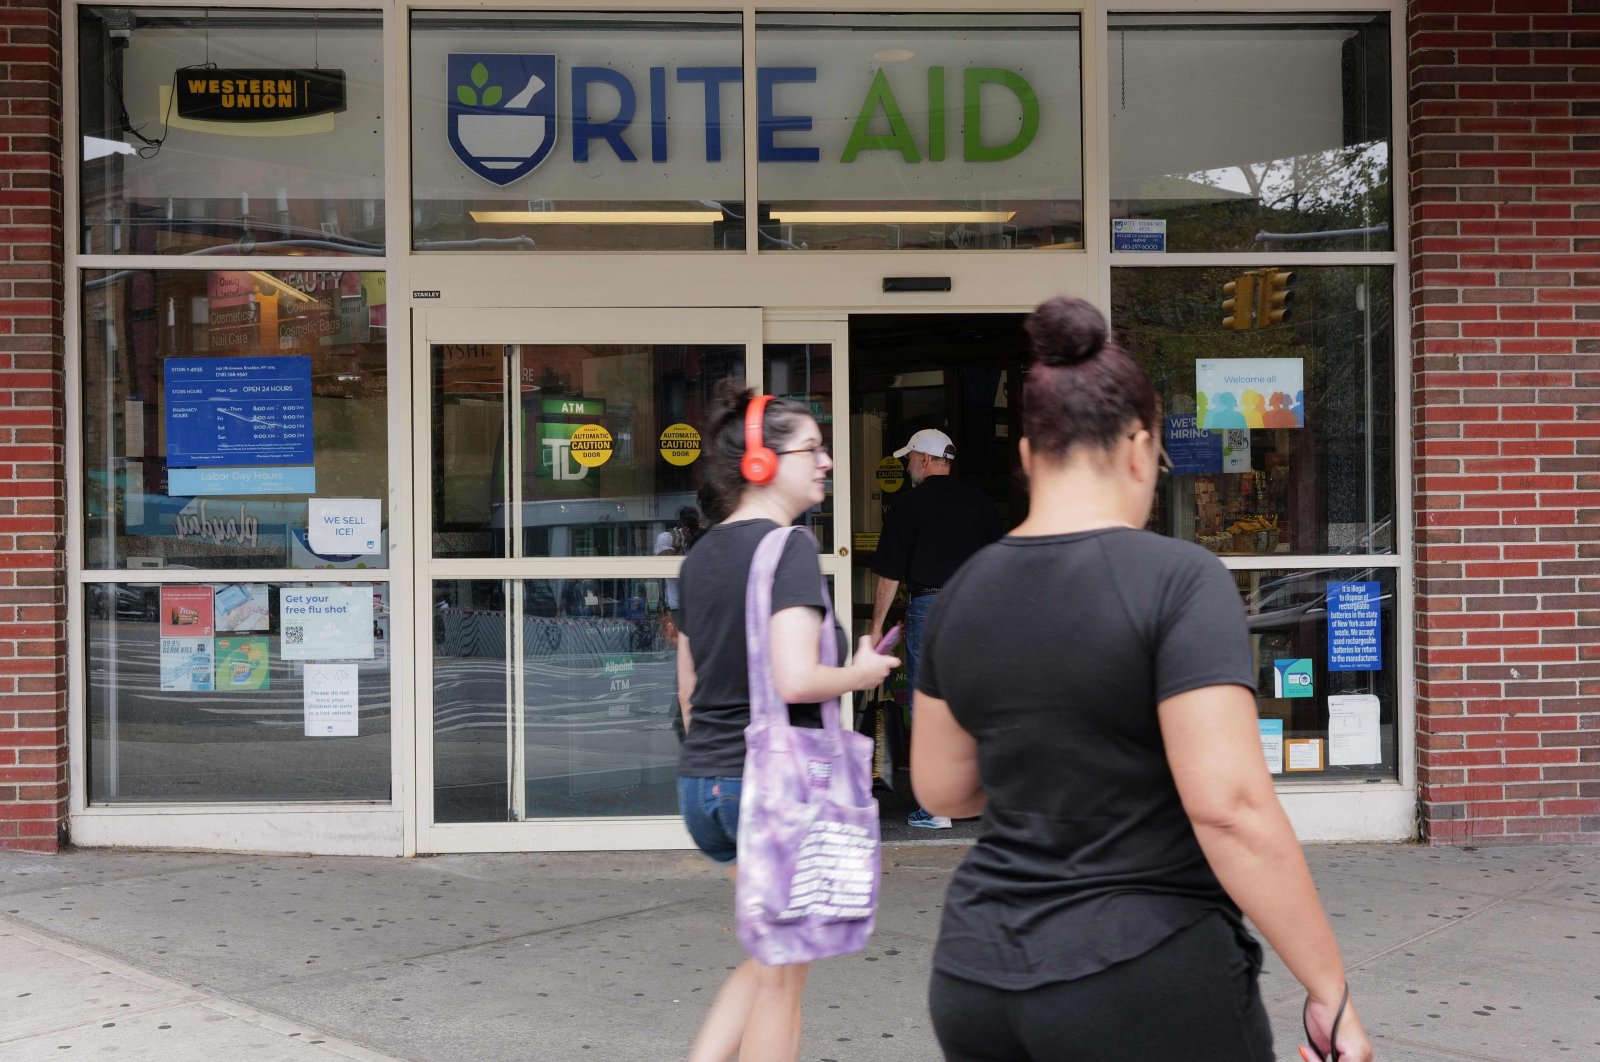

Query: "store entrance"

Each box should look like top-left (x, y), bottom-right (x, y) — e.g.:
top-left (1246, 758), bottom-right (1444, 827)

top-left (846, 313), bottom-right (1027, 840)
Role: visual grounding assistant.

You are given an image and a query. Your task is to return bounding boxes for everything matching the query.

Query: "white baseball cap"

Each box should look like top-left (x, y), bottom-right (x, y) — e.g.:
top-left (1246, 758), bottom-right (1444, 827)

top-left (893, 428), bottom-right (956, 461)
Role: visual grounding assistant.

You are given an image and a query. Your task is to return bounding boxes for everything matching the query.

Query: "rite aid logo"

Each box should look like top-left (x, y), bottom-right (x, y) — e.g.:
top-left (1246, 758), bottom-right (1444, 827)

top-left (447, 53), bottom-right (558, 186)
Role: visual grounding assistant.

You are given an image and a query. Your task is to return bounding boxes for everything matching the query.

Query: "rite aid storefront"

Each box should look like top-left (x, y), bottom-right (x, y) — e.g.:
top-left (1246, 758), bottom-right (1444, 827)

top-left (67, 2), bottom-right (1410, 855)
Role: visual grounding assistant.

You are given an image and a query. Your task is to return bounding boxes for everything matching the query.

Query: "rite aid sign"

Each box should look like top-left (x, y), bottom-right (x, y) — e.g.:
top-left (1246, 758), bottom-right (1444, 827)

top-left (414, 25), bottom-right (1080, 203)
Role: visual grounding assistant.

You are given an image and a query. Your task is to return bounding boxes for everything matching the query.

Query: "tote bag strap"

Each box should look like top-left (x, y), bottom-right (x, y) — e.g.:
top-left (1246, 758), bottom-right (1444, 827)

top-left (745, 525), bottom-right (842, 737)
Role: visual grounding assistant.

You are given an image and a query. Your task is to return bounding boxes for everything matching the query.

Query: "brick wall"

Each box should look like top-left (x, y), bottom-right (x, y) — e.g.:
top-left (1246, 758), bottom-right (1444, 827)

top-left (0, 0), bottom-right (66, 852)
top-left (1410, 0), bottom-right (1600, 844)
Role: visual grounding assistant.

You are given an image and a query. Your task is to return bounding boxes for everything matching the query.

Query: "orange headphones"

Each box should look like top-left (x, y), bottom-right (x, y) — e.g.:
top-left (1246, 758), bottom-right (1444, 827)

top-left (741, 394), bottom-right (778, 485)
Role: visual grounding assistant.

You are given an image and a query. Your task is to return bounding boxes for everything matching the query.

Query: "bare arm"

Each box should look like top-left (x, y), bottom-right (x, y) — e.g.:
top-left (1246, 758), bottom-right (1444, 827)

top-left (868, 575), bottom-right (899, 644)
top-left (909, 691), bottom-right (985, 819)
top-left (769, 606), bottom-right (897, 704)
top-left (1160, 684), bottom-right (1372, 1062)
top-left (676, 633), bottom-right (696, 733)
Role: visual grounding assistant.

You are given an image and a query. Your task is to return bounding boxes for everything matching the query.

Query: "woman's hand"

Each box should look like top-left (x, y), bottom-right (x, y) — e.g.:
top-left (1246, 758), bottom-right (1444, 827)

top-left (771, 608), bottom-right (897, 703)
top-left (1303, 993), bottom-right (1372, 1062)
top-left (849, 635), bottom-right (899, 690)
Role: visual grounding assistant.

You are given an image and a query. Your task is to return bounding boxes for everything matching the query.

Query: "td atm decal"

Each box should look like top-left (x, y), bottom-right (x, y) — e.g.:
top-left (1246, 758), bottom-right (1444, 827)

top-left (447, 52), bottom-right (1039, 184)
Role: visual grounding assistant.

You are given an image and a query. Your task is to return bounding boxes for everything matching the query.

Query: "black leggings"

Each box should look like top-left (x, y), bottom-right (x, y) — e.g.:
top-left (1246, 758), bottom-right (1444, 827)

top-left (928, 912), bottom-right (1273, 1062)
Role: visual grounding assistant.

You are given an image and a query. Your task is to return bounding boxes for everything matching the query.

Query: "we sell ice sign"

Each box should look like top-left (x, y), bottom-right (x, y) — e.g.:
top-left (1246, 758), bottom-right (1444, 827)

top-left (308, 499), bottom-right (382, 556)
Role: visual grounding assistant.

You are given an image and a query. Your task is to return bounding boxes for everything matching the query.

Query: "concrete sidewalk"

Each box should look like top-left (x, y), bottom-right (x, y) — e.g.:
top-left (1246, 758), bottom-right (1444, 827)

top-left (1, 842), bottom-right (1596, 1061)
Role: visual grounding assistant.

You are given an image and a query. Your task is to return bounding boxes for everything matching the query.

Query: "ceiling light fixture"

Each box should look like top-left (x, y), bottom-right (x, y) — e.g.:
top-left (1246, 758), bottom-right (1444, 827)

top-left (770, 210), bottom-right (1015, 224)
top-left (470, 210), bottom-right (723, 225)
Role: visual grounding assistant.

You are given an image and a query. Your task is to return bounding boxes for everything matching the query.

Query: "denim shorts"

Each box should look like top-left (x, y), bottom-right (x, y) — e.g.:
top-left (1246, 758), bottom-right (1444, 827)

top-left (677, 775), bottom-right (742, 866)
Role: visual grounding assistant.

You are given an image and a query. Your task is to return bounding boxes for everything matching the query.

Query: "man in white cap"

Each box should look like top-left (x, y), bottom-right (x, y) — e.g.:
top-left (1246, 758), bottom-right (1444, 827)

top-left (869, 428), bottom-right (1003, 829)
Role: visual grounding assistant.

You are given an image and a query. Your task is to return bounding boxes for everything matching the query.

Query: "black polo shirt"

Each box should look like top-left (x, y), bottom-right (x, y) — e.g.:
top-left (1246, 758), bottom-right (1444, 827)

top-left (871, 475), bottom-right (1003, 592)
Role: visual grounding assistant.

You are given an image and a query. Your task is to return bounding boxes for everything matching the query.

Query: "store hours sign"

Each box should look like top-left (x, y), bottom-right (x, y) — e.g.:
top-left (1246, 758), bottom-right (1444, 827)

top-left (164, 357), bottom-right (314, 497)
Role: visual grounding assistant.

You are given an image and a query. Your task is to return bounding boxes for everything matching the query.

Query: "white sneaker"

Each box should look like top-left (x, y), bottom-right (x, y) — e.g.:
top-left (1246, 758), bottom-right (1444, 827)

top-left (908, 808), bottom-right (953, 829)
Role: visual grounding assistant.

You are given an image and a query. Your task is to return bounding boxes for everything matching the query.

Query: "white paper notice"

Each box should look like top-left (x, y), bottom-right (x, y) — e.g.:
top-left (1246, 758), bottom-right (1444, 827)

top-left (279, 587), bottom-right (375, 660)
top-left (1328, 694), bottom-right (1382, 766)
top-left (307, 498), bottom-right (383, 555)
top-left (304, 663), bottom-right (359, 737)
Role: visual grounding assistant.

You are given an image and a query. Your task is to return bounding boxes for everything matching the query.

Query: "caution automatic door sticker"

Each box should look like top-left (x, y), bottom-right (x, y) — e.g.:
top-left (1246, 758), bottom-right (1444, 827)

top-left (659, 422), bottom-right (701, 466)
top-left (876, 456), bottom-right (906, 493)
top-left (570, 424), bottom-right (614, 468)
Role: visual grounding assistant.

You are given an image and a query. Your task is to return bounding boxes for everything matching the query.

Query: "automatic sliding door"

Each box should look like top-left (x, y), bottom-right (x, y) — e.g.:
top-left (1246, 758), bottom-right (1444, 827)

top-left (420, 309), bottom-right (757, 848)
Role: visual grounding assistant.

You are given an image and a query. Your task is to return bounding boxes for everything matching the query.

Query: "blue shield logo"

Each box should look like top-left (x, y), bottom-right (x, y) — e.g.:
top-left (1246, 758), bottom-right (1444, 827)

top-left (447, 53), bottom-right (558, 186)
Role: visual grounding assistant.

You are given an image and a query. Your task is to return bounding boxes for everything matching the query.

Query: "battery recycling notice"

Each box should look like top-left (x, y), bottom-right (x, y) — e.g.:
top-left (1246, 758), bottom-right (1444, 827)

top-left (1328, 581), bottom-right (1382, 672)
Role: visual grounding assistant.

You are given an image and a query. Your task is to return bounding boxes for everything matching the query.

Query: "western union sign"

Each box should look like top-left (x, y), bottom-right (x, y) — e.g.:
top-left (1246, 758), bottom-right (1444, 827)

top-left (175, 68), bottom-right (347, 122)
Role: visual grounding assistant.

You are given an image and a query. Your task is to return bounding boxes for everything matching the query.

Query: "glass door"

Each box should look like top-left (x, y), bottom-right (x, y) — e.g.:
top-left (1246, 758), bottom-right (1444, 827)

top-left (417, 308), bottom-right (760, 852)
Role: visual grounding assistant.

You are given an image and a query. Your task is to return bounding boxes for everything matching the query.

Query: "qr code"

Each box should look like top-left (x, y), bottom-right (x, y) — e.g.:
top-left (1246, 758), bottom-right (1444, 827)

top-left (284, 626), bottom-right (304, 646)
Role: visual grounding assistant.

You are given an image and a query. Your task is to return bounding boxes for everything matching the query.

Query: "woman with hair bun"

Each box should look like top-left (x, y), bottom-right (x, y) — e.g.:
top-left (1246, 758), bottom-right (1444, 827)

top-left (676, 383), bottom-right (898, 1062)
top-left (910, 298), bottom-right (1372, 1062)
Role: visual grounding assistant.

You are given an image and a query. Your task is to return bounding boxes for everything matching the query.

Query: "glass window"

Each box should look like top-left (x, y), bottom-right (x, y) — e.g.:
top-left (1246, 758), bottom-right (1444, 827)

top-left (410, 12), bottom-right (745, 251)
top-left (82, 268), bottom-right (389, 570)
top-left (1237, 567), bottom-right (1399, 782)
top-left (77, 7), bottom-right (384, 257)
top-left (764, 344), bottom-right (835, 552)
top-left (431, 578), bottom-right (680, 822)
top-left (522, 577), bottom-right (679, 817)
top-left (430, 342), bottom-right (743, 559)
top-left (86, 580), bottom-right (392, 802)
top-left (432, 579), bottom-right (510, 822)
top-left (1111, 266), bottom-right (1395, 557)
top-left (1108, 14), bottom-right (1391, 253)
top-left (755, 13), bottom-right (1082, 251)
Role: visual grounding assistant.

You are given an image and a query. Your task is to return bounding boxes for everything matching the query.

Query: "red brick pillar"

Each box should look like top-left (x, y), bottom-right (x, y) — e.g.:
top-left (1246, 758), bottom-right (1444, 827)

top-left (1410, 0), bottom-right (1600, 845)
top-left (0, 0), bottom-right (67, 852)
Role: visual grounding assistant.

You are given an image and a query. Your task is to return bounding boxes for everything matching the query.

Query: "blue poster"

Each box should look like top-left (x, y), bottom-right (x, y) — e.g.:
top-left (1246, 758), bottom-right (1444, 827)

top-left (165, 357), bottom-right (313, 468)
top-left (1164, 413), bottom-right (1222, 475)
top-left (169, 467), bottom-right (317, 497)
top-left (1327, 581), bottom-right (1382, 672)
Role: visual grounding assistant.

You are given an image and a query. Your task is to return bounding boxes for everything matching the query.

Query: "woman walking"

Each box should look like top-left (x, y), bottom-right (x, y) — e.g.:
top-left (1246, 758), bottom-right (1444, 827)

top-left (676, 386), bottom-right (898, 1062)
top-left (911, 297), bottom-right (1373, 1062)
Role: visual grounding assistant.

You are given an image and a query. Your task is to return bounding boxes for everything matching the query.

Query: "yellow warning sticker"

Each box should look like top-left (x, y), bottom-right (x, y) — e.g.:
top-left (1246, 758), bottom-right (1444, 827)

top-left (659, 422), bottom-right (701, 466)
top-left (853, 532), bottom-right (881, 553)
top-left (876, 456), bottom-right (906, 494)
top-left (570, 423), bottom-right (613, 468)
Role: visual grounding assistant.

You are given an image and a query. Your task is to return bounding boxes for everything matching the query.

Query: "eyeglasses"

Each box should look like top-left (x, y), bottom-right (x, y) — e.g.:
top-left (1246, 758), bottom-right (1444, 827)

top-left (775, 441), bottom-right (830, 461)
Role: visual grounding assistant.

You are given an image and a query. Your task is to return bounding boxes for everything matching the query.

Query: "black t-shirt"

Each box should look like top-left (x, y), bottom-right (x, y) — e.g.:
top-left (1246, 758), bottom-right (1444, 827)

top-left (677, 519), bottom-right (827, 777)
top-left (918, 527), bottom-right (1257, 989)
top-left (871, 475), bottom-right (1003, 591)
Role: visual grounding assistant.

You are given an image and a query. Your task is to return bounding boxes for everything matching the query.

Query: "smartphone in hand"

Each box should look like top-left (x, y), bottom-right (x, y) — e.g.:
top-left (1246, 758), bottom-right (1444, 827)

top-left (874, 624), bottom-right (903, 655)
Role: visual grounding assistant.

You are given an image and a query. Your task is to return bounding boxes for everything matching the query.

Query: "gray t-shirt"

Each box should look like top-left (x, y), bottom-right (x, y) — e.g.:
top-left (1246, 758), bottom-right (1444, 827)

top-left (919, 527), bottom-right (1258, 989)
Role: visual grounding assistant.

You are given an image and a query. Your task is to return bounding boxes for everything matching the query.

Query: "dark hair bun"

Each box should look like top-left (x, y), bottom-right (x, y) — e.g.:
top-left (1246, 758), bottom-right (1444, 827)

top-left (712, 378), bottom-right (754, 414)
top-left (1024, 296), bottom-right (1108, 367)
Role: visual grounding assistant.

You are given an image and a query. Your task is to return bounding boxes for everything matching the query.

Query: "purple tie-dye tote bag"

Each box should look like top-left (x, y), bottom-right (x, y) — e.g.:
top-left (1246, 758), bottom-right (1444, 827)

top-left (735, 526), bottom-right (881, 966)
